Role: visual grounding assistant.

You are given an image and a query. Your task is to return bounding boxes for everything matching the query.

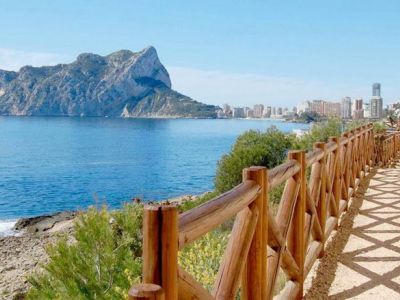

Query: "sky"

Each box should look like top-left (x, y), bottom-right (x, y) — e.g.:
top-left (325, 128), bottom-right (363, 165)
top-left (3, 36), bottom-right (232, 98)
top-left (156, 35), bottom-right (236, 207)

top-left (0, 0), bottom-right (399, 107)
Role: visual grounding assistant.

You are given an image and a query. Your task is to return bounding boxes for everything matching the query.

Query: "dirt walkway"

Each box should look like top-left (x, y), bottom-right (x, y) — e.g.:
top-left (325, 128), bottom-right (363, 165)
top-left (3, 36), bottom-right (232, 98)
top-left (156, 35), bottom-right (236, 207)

top-left (305, 164), bottom-right (400, 299)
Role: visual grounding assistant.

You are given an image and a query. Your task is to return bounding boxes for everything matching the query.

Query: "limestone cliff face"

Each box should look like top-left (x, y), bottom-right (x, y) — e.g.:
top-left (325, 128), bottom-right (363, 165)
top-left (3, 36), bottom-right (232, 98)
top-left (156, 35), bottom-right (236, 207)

top-left (0, 46), bottom-right (217, 118)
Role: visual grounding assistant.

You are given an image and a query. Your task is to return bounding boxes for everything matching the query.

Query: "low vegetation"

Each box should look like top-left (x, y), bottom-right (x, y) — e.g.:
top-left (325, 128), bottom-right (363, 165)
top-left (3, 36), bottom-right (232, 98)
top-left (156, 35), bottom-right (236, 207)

top-left (27, 118), bottom-right (380, 298)
top-left (27, 204), bottom-right (143, 299)
top-left (179, 230), bottom-right (229, 291)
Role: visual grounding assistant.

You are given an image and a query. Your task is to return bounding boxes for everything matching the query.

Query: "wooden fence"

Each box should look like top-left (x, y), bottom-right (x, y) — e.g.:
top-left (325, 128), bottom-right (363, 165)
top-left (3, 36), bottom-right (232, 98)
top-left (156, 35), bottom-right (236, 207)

top-left (128, 124), bottom-right (400, 300)
top-left (375, 131), bottom-right (400, 166)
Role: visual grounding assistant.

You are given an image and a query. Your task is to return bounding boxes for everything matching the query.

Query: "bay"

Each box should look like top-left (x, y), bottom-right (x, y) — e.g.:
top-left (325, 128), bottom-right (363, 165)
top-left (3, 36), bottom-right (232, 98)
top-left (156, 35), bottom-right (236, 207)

top-left (0, 117), bottom-right (309, 220)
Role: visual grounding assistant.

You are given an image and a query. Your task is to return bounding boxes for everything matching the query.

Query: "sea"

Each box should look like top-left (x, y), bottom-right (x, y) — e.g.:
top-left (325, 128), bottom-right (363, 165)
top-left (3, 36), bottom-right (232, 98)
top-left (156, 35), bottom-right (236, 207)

top-left (0, 117), bottom-right (309, 235)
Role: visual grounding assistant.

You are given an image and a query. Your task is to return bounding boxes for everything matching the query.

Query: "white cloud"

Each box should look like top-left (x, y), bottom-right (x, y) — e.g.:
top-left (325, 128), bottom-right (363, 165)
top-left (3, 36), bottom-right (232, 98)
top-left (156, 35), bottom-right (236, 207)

top-left (168, 66), bottom-right (373, 107)
top-left (0, 48), bottom-right (69, 71)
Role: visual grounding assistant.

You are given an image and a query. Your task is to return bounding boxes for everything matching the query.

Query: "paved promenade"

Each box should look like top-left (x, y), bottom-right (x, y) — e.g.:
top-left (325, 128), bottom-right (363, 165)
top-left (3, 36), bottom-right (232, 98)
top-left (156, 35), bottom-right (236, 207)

top-left (305, 164), bottom-right (400, 299)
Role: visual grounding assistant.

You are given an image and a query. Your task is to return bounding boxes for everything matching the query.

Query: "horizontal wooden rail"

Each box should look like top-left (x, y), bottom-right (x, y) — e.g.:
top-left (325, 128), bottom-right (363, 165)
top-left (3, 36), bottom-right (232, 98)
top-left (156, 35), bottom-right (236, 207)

top-left (178, 180), bottom-right (261, 248)
top-left (268, 160), bottom-right (301, 189)
top-left (305, 148), bottom-right (324, 167)
top-left (132, 122), bottom-right (400, 300)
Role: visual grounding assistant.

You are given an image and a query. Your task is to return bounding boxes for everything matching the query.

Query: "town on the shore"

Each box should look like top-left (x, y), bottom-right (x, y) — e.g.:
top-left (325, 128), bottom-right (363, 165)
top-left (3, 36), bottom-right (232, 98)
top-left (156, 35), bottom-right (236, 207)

top-left (217, 83), bottom-right (398, 122)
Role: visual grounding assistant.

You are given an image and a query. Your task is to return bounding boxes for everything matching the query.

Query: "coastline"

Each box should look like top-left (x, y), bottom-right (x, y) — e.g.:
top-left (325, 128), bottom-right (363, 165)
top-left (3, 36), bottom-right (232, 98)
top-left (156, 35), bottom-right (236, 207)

top-left (0, 194), bottom-right (202, 299)
top-left (0, 220), bottom-right (20, 238)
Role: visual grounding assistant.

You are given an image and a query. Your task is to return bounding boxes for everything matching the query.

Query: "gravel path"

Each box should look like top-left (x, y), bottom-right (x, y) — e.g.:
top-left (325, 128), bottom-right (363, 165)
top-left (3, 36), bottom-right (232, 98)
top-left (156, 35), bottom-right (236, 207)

top-left (305, 164), bottom-right (400, 299)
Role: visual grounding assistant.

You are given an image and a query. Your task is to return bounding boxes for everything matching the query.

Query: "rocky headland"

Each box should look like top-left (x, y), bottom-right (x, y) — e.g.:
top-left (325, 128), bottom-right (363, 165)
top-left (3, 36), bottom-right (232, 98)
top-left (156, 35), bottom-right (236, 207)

top-left (0, 46), bottom-right (218, 118)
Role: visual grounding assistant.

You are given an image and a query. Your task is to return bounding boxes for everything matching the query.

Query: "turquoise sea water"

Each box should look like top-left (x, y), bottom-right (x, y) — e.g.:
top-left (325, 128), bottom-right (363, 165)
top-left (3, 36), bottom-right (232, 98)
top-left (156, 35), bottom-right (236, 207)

top-left (0, 117), bottom-right (309, 222)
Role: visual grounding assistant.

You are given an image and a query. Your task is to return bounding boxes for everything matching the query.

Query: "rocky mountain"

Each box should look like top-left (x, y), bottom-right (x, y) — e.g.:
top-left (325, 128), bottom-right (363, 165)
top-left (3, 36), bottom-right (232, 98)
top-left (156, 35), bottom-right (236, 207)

top-left (0, 46), bottom-right (218, 118)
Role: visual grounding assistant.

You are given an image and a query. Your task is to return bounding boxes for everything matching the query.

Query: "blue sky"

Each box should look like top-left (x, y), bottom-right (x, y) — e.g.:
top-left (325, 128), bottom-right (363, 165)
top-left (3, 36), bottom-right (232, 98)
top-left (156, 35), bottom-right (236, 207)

top-left (0, 0), bottom-right (399, 107)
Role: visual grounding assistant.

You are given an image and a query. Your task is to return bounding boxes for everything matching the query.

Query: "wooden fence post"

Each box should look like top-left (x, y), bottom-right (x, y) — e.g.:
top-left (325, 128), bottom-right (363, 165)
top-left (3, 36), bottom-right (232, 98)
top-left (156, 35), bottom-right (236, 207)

top-left (241, 167), bottom-right (268, 300)
top-left (141, 205), bottom-right (178, 300)
top-left (143, 206), bottom-right (162, 285)
top-left (160, 206), bottom-right (178, 300)
top-left (128, 283), bottom-right (165, 300)
top-left (287, 151), bottom-right (306, 300)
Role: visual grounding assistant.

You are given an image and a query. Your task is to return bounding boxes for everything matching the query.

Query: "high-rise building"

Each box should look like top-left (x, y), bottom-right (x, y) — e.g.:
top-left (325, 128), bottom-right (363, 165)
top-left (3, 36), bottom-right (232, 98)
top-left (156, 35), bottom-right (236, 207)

top-left (353, 98), bottom-right (364, 120)
top-left (272, 107), bottom-right (277, 116)
top-left (363, 102), bottom-right (370, 118)
top-left (246, 109), bottom-right (254, 118)
top-left (354, 98), bottom-right (363, 110)
top-left (370, 83), bottom-right (383, 119)
top-left (310, 100), bottom-right (325, 116)
top-left (370, 97), bottom-right (383, 118)
top-left (253, 104), bottom-right (264, 118)
top-left (232, 107), bottom-right (245, 118)
top-left (223, 104), bottom-right (232, 117)
top-left (277, 107), bottom-right (283, 115)
top-left (324, 101), bottom-right (341, 117)
top-left (372, 83), bottom-right (381, 97)
top-left (263, 106), bottom-right (272, 118)
top-left (341, 97), bottom-right (352, 119)
top-left (307, 100), bottom-right (341, 117)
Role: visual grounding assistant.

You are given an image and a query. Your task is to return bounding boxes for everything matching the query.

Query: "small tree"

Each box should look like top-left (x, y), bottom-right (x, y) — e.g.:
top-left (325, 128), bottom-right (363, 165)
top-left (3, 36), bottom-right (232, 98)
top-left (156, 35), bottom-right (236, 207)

top-left (27, 204), bottom-right (143, 299)
top-left (215, 126), bottom-right (291, 193)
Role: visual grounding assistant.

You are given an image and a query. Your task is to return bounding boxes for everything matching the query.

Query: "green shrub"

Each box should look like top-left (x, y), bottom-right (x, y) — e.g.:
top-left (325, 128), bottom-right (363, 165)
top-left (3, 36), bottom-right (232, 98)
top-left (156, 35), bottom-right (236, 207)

top-left (215, 126), bottom-right (292, 193)
top-left (27, 204), bottom-right (143, 300)
top-left (345, 119), bottom-right (367, 131)
top-left (292, 117), bottom-right (342, 151)
top-left (373, 121), bottom-right (387, 133)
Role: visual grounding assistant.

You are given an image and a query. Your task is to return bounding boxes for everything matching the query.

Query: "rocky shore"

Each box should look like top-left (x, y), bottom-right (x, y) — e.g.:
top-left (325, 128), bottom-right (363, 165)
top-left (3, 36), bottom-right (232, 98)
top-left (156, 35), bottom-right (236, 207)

top-left (0, 212), bottom-right (76, 299)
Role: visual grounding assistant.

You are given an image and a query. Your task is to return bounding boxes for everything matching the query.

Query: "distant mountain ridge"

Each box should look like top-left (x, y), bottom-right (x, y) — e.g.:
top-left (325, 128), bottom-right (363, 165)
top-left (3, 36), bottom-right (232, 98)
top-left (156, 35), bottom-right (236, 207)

top-left (0, 46), bottom-right (218, 118)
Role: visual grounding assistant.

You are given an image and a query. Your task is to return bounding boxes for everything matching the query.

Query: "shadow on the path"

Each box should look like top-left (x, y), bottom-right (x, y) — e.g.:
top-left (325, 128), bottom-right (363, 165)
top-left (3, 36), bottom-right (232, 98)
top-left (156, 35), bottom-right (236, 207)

top-left (305, 164), bottom-right (400, 299)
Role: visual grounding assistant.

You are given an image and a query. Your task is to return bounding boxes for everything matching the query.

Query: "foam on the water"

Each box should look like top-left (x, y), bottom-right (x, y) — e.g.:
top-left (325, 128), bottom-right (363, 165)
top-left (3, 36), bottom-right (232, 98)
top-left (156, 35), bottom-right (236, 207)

top-left (0, 220), bottom-right (19, 237)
